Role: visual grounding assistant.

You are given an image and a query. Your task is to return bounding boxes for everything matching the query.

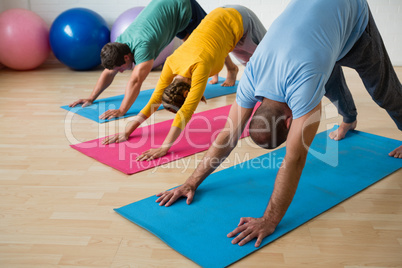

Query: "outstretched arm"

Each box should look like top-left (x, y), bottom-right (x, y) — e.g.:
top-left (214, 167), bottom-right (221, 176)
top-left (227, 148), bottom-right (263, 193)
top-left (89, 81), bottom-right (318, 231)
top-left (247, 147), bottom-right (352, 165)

top-left (156, 101), bottom-right (254, 206)
top-left (227, 102), bottom-right (322, 247)
top-left (100, 59), bottom-right (154, 120)
top-left (136, 64), bottom-right (210, 161)
top-left (69, 68), bottom-right (118, 107)
top-left (102, 63), bottom-right (174, 145)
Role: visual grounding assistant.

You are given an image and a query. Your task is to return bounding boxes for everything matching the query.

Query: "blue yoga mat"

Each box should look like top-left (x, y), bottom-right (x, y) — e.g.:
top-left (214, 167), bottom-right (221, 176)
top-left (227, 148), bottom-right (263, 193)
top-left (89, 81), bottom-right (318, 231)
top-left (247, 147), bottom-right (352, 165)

top-left (115, 128), bottom-right (401, 267)
top-left (61, 77), bottom-right (238, 123)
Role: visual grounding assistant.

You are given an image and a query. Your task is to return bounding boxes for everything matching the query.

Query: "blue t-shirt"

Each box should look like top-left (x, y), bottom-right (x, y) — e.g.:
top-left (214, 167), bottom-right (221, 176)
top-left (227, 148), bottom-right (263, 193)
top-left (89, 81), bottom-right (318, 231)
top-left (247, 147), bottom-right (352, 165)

top-left (236, 0), bottom-right (369, 119)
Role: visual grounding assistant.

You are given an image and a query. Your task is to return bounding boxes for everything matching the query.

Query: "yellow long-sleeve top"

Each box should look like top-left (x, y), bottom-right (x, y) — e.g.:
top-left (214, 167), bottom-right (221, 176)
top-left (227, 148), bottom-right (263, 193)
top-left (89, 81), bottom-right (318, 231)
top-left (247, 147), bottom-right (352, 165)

top-left (140, 7), bottom-right (244, 130)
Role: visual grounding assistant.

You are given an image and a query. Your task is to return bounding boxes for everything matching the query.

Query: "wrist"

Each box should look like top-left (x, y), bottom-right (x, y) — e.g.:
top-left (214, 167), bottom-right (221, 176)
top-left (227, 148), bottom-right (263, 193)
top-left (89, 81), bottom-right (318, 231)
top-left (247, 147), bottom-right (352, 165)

top-left (118, 108), bottom-right (127, 115)
top-left (261, 212), bottom-right (281, 227)
top-left (160, 145), bottom-right (171, 153)
top-left (186, 176), bottom-right (202, 190)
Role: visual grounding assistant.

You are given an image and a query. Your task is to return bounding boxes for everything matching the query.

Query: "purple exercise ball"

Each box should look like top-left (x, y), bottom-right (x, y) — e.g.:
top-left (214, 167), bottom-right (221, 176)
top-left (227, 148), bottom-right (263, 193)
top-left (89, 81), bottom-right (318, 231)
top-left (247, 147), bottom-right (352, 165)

top-left (111, 7), bottom-right (174, 69)
top-left (110, 7), bottom-right (142, 42)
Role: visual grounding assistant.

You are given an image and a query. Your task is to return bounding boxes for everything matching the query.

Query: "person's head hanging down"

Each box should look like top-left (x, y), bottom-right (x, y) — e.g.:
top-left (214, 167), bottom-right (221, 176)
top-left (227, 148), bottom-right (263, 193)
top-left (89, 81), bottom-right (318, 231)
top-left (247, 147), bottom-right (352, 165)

top-left (249, 99), bottom-right (293, 149)
top-left (100, 42), bottom-right (132, 70)
top-left (162, 78), bottom-right (206, 114)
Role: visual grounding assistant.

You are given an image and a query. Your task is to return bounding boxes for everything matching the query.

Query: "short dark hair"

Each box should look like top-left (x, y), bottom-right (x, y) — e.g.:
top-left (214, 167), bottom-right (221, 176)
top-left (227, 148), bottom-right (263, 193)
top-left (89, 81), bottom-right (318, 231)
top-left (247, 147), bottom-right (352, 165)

top-left (100, 42), bottom-right (131, 69)
top-left (161, 80), bottom-right (191, 113)
top-left (249, 104), bottom-right (289, 149)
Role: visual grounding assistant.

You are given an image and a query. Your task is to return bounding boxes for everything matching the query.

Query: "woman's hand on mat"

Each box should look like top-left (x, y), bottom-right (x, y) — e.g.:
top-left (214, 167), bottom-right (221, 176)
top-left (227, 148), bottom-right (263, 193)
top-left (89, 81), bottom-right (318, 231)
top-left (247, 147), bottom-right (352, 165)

top-left (155, 183), bottom-right (196, 207)
top-left (99, 109), bottom-right (124, 120)
top-left (102, 133), bottom-right (128, 145)
top-left (69, 98), bottom-right (93, 108)
top-left (227, 217), bottom-right (276, 248)
top-left (136, 147), bottom-right (169, 161)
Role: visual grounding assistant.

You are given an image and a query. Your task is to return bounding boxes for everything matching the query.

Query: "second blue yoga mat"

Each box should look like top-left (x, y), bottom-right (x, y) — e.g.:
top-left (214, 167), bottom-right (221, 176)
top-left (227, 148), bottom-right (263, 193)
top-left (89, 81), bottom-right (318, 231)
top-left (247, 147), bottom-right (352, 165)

top-left (61, 77), bottom-right (238, 123)
top-left (115, 128), bottom-right (401, 267)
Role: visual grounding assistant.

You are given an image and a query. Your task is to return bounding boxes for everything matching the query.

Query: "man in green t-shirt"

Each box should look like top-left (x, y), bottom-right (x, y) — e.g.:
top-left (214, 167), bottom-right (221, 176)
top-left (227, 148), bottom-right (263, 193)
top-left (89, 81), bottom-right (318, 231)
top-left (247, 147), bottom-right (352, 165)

top-left (69, 0), bottom-right (215, 120)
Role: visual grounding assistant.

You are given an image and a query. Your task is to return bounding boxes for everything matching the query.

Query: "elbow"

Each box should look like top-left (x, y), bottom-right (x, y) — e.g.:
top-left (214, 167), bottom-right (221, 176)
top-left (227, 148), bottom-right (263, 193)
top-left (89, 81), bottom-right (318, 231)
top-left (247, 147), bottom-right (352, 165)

top-left (128, 77), bottom-right (140, 87)
top-left (128, 73), bottom-right (145, 88)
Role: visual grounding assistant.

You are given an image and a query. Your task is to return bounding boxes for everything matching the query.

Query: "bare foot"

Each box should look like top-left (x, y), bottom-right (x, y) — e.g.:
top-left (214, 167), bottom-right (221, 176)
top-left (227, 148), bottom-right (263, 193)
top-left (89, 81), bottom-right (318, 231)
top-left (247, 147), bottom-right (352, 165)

top-left (221, 65), bottom-right (238, 87)
top-left (389, 145), bottom-right (402, 158)
top-left (329, 121), bottom-right (357, 141)
top-left (209, 74), bottom-right (219, 85)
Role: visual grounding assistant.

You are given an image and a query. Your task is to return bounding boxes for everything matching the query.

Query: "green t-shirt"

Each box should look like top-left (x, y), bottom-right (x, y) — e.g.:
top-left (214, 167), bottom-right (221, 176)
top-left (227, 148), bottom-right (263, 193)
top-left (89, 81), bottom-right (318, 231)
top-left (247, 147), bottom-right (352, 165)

top-left (116, 0), bottom-right (192, 64)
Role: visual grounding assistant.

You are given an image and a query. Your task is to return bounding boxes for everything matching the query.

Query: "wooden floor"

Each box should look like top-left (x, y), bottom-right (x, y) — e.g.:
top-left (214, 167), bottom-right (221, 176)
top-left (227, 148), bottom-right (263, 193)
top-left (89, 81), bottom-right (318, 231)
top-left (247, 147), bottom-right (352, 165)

top-left (0, 62), bottom-right (401, 268)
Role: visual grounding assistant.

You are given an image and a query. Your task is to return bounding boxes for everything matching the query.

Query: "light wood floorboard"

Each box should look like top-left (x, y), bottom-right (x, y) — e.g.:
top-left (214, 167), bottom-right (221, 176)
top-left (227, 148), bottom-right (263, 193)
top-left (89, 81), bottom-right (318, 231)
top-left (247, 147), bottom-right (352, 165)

top-left (0, 63), bottom-right (401, 267)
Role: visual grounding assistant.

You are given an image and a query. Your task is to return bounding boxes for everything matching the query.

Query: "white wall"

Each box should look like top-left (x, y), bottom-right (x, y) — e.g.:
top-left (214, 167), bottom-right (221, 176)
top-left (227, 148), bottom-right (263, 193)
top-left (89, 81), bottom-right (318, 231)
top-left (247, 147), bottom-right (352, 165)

top-left (1, 0), bottom-right (401, 65)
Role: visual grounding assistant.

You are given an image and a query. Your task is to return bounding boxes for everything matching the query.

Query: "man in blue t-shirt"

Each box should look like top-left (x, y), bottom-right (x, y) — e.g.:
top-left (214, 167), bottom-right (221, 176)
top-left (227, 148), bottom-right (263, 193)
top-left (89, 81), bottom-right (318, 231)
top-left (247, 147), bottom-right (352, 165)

top-left (155, 0), bottom-right (402, 247)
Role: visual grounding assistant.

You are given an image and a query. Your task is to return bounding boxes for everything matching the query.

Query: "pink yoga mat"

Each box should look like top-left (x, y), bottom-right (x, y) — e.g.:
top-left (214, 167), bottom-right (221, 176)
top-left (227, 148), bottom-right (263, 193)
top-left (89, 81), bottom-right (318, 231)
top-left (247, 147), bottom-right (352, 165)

top-left (71, 105), bottom-right (251, 174)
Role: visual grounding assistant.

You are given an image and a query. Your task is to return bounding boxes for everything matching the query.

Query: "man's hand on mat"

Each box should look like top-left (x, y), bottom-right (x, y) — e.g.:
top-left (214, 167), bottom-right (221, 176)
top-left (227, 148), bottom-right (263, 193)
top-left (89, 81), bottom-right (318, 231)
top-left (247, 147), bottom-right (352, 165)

top-left (99, 109), bottom-right (124, 120)
top-left (102, 133), bottom-right (128, 145)
top-left (69, 98), bottom-right (93, 108)
top-left (227, 217), bottom-right (276, 248)
top-left (155, 183), bottom-right (195, 206)
top-left (136, 147), bottom-right (169, 161)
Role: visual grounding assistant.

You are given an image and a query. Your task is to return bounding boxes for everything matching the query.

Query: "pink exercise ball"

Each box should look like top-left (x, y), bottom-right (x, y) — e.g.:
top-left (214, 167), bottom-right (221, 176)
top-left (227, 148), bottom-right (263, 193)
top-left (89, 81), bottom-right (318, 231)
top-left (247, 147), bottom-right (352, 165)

top-left (111, 7), bottom-right (174, 69)
top-left (0, 9), bottom-right (50, 70)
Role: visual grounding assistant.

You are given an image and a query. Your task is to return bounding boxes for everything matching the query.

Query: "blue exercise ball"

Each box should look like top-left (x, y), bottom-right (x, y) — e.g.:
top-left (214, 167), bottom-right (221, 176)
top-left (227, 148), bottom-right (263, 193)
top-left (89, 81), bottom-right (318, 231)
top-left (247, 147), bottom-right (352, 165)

top-left (50, 8), bottom-right (110, 70)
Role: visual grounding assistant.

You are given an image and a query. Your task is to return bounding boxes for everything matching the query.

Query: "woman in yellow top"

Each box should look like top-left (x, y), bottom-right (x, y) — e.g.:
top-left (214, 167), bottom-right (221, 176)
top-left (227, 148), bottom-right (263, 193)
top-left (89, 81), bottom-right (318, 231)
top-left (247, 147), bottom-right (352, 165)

top-left (103, 5), bottom-right (266, 160)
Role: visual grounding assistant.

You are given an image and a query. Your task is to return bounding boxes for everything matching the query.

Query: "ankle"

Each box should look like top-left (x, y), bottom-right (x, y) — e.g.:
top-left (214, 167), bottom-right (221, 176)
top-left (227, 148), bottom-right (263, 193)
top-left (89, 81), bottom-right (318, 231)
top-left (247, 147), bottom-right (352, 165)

top-left (227, 64), bottom-right (238, 72)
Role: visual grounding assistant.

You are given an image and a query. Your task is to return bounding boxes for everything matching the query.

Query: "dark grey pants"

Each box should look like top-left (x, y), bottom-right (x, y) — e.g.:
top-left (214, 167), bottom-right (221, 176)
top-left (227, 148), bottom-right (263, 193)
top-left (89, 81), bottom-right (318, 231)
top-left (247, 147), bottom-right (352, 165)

top-left (324, 8), bottom-right (402, 130)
